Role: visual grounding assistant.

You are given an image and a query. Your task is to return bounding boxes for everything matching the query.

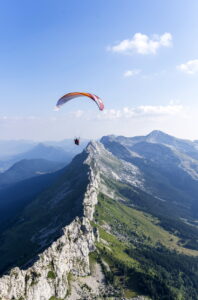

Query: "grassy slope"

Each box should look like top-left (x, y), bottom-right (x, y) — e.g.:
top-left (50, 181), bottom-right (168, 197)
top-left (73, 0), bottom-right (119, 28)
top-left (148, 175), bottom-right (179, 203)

top-left (102, 175), bottom-right (198, 252)
top-left (92, 191), bottom-right (198, 300)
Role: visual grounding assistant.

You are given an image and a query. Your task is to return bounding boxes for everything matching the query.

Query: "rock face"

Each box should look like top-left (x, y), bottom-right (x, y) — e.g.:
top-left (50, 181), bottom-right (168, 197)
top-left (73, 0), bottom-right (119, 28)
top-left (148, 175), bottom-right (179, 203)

top-left (0, 218), bottom-right (96, 300)
top-left (0, 142), bottom-right (100, 300)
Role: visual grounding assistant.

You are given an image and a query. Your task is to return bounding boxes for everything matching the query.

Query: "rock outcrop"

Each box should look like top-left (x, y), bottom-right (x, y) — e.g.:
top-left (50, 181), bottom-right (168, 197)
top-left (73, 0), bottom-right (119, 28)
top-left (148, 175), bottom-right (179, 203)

top-left (0, 142), bottom-right (100, 300)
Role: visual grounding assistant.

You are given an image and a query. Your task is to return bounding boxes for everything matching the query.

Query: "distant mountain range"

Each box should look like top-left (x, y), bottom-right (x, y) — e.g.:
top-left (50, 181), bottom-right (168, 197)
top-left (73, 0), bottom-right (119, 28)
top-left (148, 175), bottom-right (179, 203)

top-left (0, 138), bottom-right (89, 158)
top-left (103, 130), bottom-right (198, 158)
top-left (43, 138), bottom-right (89, 154)
top-left (0, 139), bottom-right (89, 172)
top-left (0, 158), bottom-right (65, 188)
top-left (0, 140), bottom-right (36, 157)
top-left (0, 143), bottom-right (76, 172)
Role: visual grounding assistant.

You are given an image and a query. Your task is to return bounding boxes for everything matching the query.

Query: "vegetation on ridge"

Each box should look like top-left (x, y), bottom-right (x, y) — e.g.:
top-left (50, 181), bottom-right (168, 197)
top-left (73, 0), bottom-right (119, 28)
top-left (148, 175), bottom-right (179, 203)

top-left (93, 191), bottom-right (198, 300)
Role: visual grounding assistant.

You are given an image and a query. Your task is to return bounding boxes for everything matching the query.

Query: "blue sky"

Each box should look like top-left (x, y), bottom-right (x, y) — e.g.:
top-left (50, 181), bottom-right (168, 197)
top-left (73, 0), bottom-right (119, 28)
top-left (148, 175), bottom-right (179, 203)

top-left (0, 0), bottom-right (198, 140)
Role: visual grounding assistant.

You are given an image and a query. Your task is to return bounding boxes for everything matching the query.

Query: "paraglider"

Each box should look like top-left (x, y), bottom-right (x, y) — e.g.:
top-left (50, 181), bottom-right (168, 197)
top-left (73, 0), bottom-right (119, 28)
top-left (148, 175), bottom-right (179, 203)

top-left (55, 92), bottom-right (104, 145)
top-left (74, 138), bottom-right (80, 146)
top-left (55, 92), bottom-right (104, 111)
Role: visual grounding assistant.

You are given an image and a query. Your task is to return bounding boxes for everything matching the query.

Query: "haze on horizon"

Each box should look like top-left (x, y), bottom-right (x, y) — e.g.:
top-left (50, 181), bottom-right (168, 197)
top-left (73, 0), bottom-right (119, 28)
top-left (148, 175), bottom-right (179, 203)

top-left (0, 0), bottom-right (198, 141)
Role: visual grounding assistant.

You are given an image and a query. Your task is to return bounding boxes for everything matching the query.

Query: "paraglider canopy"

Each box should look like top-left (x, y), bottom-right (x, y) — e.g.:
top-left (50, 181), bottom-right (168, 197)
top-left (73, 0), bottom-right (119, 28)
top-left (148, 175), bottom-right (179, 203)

top-left (55, 92), bottom-right (104, 111)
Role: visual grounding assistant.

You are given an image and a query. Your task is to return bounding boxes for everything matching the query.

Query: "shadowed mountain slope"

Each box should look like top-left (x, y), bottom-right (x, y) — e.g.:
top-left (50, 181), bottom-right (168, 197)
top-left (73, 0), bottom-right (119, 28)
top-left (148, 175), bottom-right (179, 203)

top-left (0, 158), bottom-right (65, 188)
top-left (0, 151), bottom-right (89, 275)
top-left (101, 132), bottom-right (198, 220)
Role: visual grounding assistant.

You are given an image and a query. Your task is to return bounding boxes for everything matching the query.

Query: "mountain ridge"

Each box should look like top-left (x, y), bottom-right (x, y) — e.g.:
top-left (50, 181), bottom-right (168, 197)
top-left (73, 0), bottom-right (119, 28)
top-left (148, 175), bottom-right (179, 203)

top-left (0, 132), bottom-right (198, 299)
top-left (0, 141), bottom-right (100, 300)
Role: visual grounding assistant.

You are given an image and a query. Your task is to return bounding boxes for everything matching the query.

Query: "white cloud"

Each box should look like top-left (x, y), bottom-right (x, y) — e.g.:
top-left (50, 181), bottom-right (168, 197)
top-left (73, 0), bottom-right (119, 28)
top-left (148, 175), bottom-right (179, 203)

top-left (134, 105), bottom-right (183, 116)
top-left (98, 109), bottom-right (122, 120)
top-left (177, 59), bottom-right (198, 74)
top-left (1, 105), bottom-right (197, 141)
top-left (71, 110), bottom-right (84, 118)
top-left (0, 116), bottom-right (38, 121)
top-left (97, 104), bottom-right (184, 120)
top-left (0, 116), bottom-right (8, 120)
top-left (108, 32), bottom-right (172, 55)
top-left (124, 69), bottom-right (141, 77)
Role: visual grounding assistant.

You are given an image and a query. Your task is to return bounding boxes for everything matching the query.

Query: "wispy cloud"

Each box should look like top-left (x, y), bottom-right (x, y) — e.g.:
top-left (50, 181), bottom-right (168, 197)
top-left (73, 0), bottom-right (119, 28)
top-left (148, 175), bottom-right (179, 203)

top-left (0, 116), bottom-right (8, 120)
top-left (108, 32), bottom-right (172, 55)
top-left (123, 69), bottom-right (141, 77)
top-left (0, 105), bottom-right (195, 140)
top-left (97, 104), bottom-right (184, 120)
top-left (70, 110), bottom-right (84, 118)
top-left (177, 59), bottom-right (198, 74)
top-left (0, 104), bottom-right (184, 124)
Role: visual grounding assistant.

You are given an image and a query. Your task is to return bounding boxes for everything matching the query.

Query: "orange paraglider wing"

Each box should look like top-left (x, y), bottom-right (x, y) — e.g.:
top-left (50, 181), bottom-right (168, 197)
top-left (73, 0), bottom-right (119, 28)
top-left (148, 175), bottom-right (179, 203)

top-left (56, 92), bottom-right (104, 111)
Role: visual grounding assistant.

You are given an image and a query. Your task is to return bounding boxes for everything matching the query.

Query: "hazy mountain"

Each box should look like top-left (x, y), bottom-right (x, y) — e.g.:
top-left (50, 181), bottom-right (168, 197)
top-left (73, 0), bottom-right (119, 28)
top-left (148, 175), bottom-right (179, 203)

top-left (0, 140), bottom-right (36, 157)
top-left (0, 132), bottom-right (198, 300)
top-left (0, 158), bottom-right (65, 188)
top-left (0, 143), bottom-right (72, 172)
top-left (44, 138), bottom-right (89, 154)
top-left (15, 143), bottom-right (71, 161)
top-left (0, 139), bottom-right (89, 160)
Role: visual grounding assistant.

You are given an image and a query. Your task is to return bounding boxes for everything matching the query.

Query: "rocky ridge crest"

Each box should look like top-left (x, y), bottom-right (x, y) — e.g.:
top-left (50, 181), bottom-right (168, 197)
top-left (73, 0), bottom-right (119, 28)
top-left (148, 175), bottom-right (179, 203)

top-left (0, 142), bottom-right (100, 300)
